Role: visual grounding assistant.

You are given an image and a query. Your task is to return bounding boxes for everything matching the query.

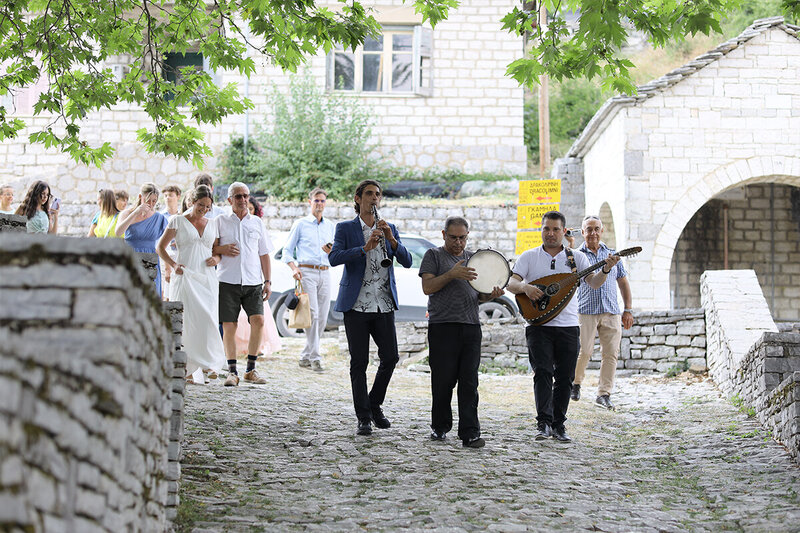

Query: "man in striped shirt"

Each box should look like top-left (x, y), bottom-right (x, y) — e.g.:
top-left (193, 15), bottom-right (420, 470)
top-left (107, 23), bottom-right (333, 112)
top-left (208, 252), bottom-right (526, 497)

top-left (569, 215), bottom-right (634, 411)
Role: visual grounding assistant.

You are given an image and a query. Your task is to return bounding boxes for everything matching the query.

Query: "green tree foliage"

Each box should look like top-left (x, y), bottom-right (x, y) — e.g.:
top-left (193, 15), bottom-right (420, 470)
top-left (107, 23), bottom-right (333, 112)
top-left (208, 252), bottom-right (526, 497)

top-left (524, 78), bottom-right (605, 163)
top-left (503, 0), bottom-right (799, 94)
top-left (2, 0), bottom-right (796, 164)
top-left (0, 0), bottom-right (456, 166)
top-left (237, 73), bottom-right (388, 201)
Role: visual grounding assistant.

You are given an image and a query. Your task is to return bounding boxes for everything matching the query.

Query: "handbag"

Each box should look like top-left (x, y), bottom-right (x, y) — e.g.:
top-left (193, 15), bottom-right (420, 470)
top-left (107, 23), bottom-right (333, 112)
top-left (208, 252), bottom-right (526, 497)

top-left (287, 280), bottom-right (312, 329)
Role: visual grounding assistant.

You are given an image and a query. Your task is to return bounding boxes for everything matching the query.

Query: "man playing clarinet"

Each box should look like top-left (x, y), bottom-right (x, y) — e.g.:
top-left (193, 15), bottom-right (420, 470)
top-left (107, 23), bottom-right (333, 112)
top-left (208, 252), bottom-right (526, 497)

top-left (329, 180), bottom-right (413, 436)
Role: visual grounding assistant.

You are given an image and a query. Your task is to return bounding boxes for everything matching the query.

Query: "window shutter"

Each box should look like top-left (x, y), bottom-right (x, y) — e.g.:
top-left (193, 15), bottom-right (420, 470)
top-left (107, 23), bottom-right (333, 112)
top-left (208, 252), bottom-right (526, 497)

top-left (413, 26), bottom-right (433, 96)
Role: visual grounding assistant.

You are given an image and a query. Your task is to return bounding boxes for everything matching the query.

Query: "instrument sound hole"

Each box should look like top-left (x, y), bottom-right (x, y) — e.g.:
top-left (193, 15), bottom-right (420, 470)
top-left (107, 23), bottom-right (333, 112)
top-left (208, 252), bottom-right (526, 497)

top-left (545, 283), bottom-right (560, 296)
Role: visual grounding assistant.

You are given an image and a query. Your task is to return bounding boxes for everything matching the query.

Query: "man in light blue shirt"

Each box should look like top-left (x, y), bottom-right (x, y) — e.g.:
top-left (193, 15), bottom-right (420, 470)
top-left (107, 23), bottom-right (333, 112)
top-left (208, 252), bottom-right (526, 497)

top-left (282, 187), bottom-right (336, 371)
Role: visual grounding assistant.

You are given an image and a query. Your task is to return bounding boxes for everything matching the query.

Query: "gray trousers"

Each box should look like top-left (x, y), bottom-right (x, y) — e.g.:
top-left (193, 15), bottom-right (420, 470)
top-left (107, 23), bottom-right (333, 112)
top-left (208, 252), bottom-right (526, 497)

top-left (299, 267), bottom-right (331, 362)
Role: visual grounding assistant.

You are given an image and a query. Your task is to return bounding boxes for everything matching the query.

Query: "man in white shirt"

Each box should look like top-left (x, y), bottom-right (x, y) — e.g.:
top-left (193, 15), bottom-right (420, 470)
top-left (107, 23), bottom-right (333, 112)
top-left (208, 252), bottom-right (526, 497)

top-left (507, 211), bottom-right (620, 443)
top-left (213, 182), bottom-right (272, 387)
top-left (282, 187), bottom-right (336, 372)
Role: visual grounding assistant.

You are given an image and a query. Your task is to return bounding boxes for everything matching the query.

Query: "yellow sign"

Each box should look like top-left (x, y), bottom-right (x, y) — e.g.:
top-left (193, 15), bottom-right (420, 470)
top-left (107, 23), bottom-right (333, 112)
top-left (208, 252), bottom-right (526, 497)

top-left (517, 204), bottom-right (560, 229)
top-left (519, 179), bottom-right (561, 205)
top-left (516, 231), bottom-right (542, 255)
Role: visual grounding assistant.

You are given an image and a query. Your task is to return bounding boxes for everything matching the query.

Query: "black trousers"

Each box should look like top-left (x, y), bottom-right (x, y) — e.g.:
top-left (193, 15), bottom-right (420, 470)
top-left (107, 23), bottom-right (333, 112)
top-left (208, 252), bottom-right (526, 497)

top-left (525, 325), bottom-right (580, 429)
top-left (428, 322), bottom-right (482, 441)
top-left (343, 310), bottom-right (399, 422)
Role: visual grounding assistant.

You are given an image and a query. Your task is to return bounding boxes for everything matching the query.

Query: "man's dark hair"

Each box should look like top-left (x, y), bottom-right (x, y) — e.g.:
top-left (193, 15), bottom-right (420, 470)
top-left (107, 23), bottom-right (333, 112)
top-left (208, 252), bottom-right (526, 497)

top-left (194, 173), bottom-right (214, 189)
top-left (542, 210), bottom-right (566, 228)
top-left (163, 184), bottom-right (182, 196)
top-left (353, 179), bottom-right (381, 214)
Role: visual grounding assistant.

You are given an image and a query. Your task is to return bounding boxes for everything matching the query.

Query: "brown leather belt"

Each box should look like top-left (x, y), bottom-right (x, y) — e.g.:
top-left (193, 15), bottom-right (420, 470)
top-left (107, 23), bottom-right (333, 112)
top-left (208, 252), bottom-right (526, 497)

top-left (298, 264), bottom-right (329, 271)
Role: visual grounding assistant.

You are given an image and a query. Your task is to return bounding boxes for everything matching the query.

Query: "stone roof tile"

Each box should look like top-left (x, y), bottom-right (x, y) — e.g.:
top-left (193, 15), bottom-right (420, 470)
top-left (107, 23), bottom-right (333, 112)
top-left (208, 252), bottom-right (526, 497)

top-left (567, 17), bottom-right (797, 158)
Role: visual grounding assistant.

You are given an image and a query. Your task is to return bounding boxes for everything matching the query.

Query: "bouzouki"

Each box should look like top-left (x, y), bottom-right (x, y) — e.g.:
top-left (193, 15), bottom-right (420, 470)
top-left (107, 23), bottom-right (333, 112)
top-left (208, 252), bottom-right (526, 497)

top-left (515, 247), bottom-right (642, 325)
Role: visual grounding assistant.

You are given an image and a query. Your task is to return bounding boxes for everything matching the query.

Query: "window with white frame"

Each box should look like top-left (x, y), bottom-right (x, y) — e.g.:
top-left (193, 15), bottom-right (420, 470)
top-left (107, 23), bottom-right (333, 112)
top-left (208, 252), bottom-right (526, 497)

top-left (327, 26), bottom-right (432, 96)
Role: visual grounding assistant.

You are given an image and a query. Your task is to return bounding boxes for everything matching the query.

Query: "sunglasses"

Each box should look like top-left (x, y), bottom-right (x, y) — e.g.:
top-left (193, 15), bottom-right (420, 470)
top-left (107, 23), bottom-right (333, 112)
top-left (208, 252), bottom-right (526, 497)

top-left (232, 193), bottom-right (250, 200)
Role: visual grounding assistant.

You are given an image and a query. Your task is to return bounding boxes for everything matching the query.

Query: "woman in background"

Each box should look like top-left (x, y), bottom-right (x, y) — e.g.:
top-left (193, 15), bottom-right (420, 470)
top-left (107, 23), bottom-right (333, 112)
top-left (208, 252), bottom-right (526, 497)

top-left (157, 185), bottom-right (225, 383)
top-left (16, 180), bottom-right (58, 234)
top-left (116, 182), bottom-right (168, 297)
top-left (234, 196), bottom-right (281, 357)
top-left (87, 189), bottom-right (121, 238)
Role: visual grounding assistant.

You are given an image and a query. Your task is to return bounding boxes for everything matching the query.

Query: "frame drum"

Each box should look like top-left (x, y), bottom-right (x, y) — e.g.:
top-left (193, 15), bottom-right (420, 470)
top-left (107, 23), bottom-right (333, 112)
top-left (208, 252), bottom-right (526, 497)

top-left (466, 249), bottom-right (511, 293)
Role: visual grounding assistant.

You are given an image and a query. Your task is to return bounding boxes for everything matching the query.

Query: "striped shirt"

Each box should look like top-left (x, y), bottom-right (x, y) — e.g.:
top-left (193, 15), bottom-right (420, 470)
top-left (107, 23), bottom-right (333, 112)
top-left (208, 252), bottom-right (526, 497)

top-left (577, 242), bottom-right (627, 315)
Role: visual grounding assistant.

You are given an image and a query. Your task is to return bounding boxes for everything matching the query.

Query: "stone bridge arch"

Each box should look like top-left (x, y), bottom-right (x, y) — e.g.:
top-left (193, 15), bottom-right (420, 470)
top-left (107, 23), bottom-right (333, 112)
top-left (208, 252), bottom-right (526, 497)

top-left (652, 155), bottom-right (800, 312)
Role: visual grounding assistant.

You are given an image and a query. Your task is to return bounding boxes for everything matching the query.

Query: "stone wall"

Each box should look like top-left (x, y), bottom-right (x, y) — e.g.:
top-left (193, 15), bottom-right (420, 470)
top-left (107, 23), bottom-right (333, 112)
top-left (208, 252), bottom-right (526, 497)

top-left (0, 235), bottom-right (185, 531)
top-left (57, 200), bottom-right (522, 260)
top-left (620, 308), bottom-right (707, 373)
top-left (0, 213), bottom-right (26, 233)
top-left (550, 157), bottom-right (586, 233)
top-left (700, 269), bottom-right (778, 388)
top-left (349, 309), bottom-right (708, 374)
top-left (701, 269), bottom-right (799, 462)
top-left (0, 0), bottom-right (525, 204)
top-left (671, 183), bottom-right (800, 321)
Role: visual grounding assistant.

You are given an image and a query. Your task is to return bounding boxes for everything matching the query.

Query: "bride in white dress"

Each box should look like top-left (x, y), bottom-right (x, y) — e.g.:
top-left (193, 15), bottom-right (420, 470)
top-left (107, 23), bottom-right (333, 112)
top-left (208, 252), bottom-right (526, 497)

top-left (157, 185), bottom-right (225, 382)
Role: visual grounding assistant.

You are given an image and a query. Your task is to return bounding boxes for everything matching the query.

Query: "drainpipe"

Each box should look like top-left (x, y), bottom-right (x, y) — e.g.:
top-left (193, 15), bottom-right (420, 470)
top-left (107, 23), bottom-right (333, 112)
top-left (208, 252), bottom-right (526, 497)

top-left (770, 184), bottom-right (775, 312)
top-left (723, 203), bottom-right (728, 269)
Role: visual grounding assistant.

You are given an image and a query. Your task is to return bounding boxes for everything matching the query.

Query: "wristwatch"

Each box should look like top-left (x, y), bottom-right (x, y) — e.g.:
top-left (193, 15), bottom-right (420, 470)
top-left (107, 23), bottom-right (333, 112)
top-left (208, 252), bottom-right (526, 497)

top-left (623, 308), bottom-right (633, 313)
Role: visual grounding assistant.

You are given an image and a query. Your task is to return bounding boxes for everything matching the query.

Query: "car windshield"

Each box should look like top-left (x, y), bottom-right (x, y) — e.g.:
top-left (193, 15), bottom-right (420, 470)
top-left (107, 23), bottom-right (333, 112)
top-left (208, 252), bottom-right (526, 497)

top-left (399, 237), bottom-right (436, 268)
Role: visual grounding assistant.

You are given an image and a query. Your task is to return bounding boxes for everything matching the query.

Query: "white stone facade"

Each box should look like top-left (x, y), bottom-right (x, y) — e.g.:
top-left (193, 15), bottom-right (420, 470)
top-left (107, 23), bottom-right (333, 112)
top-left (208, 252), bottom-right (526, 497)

top-left (568, 18), bottom-right (800, 312)
top-left (0, 0), bottom-right (525, 203)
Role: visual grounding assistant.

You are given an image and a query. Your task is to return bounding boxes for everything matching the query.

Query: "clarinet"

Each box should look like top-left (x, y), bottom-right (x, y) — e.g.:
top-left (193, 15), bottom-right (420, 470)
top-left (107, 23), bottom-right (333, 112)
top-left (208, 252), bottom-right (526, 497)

top-left (372, 205), bottom-right (393, 268)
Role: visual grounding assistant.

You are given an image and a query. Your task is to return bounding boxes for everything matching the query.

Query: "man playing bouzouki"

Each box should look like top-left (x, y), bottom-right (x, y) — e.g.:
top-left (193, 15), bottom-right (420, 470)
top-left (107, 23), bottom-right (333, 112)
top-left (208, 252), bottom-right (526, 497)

top-left (507, 211), bottom-right (620, 443)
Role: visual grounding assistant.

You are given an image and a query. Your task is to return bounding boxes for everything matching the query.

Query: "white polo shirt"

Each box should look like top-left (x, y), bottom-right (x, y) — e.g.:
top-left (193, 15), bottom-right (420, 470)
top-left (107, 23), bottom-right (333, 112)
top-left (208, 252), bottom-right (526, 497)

top-left (512, 245), bottom-right (590, 327)
top-left (216, 212), bottom-right (270, 286)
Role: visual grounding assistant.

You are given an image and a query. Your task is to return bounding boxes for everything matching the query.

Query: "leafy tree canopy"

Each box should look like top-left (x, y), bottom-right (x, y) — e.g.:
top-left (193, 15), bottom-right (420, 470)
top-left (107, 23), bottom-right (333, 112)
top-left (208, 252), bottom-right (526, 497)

top-left (504, 0), bottom-right (799, 94)
top-left (1, 0), bottom-right (797, 166)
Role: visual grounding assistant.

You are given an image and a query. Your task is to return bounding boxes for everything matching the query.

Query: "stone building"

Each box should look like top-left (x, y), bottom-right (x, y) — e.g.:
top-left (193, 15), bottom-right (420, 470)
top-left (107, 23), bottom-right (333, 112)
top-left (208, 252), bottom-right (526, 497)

top-left (554, 17), bottom-right (800, 321)
top-left (0, 0), bottom-right (525, 202)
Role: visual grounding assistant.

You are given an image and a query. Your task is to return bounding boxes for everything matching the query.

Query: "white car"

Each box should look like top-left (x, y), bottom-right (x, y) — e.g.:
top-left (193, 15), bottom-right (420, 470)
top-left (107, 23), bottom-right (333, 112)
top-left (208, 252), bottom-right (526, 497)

top-left (269, 234), bottom-right (517, 337)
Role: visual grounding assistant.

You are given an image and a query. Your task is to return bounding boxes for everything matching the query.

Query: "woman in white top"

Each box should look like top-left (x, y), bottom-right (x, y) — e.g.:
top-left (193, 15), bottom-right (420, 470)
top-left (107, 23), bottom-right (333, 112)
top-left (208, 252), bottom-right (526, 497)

top-left (157, 185), bottom-right (225, 382)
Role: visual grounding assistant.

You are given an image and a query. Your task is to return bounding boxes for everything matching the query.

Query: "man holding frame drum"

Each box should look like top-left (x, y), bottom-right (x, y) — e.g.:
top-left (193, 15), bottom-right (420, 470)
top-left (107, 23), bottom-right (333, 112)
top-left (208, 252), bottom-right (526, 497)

top-left (419, 216), bottom-right (504, 448)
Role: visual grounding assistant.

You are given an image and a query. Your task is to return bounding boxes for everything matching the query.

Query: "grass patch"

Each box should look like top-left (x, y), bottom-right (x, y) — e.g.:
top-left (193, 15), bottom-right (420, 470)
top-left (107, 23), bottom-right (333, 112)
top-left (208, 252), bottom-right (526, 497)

top-left (174, 494), bottom-right (208, 533)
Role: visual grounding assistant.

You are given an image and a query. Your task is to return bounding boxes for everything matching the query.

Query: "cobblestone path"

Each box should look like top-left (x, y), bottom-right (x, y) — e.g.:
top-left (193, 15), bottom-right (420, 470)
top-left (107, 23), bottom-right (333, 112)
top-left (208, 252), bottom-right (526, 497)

top-left (178, 338), bottom-right (800, 532)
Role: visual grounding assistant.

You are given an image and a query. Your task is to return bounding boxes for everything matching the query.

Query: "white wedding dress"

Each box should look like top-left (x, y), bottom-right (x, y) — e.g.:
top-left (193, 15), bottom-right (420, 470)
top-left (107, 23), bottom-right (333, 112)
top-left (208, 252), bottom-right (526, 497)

top-left (168, 215), bottom-right (225, 378)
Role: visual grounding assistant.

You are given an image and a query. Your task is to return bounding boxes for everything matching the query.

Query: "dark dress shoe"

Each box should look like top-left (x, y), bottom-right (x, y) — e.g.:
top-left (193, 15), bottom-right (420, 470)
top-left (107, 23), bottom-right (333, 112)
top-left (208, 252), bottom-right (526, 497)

top-left (462, 437), bottom-right (485, 448)
top-left (535, 423), bottom-right (552, 441)
top-left (595, 394), bottom-right (615, 410)
top-left (570, 384), bottom-right (581, 401)
top-left (430, 429), bottom-right (446, 441)
top-left (357, 420), bottom-right (373, 435)
top-left (371, 407), bottom-right (391, 429)
top-left (551, 426), bottom-right (572, 442)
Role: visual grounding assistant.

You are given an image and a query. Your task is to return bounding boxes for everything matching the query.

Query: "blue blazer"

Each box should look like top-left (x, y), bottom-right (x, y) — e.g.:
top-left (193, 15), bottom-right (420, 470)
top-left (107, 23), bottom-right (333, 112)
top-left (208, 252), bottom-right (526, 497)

top-left (329, 216), bottom-right (413, 313)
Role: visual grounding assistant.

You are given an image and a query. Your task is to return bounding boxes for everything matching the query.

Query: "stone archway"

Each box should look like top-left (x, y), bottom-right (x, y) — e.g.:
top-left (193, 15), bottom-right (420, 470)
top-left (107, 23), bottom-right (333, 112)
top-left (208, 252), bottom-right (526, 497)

top-left (651, 155), bottom-right (800, 314)
top-left (598, 202), bottom-right (616, 249)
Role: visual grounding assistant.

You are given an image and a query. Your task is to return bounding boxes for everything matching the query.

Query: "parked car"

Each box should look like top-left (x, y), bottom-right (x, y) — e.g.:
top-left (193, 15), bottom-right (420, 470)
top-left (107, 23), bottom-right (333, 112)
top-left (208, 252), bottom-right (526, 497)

top-left (269, 234), bottom-right (517, 337)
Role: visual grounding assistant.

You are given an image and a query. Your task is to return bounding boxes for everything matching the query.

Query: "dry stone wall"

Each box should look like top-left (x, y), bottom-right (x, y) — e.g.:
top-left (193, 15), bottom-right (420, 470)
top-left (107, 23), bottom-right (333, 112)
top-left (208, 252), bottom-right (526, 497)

top-left (0, 234), bottom-right (184, 531)
top-left (345, 309), bottom-right (707, 374)
top-left (57, 200), bottom-right (522, 259)
top-left (0, 213), bottom-right (26, 233)
top-left (701, 269), bottom-right (799, 462)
